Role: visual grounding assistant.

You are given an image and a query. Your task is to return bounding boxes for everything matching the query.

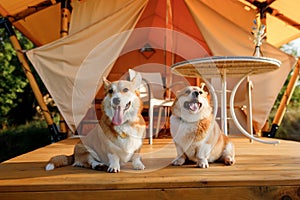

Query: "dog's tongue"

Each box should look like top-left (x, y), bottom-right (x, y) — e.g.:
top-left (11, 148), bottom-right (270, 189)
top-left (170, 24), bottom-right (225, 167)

top-left (112, 106), bottom-right (124, 126)
top-left (190, 103), bottom-right (199, 111)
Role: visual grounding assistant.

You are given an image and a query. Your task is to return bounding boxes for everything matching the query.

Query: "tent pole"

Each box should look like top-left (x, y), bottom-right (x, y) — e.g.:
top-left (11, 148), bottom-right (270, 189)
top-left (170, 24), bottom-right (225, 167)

top-left (165, 0), bottom-right (173, 96)
top-left (263, 59), bottom-right (300, 137)
top-left (57, 0), bottom-right (72, 136)
top-left (163, 0), bottom-right (174, 130)
top-left (60, 0), bottom-right (71, 38)
top-left (0, 18), bottom-right (60, 141)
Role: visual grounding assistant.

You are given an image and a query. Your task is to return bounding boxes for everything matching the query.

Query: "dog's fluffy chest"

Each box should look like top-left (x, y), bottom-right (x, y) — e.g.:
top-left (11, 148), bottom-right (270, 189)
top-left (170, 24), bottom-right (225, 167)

top-left (113, 124), bottom-right (143, 151)
top-left (170, 115), bottom-right (199, 140)
top-left (170, 115), bottom-right (208, 161)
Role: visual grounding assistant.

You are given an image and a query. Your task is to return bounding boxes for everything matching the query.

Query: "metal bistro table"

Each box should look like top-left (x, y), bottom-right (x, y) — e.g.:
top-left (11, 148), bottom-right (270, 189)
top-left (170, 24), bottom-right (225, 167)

top-left (171, 56), bottom-right (281, 145)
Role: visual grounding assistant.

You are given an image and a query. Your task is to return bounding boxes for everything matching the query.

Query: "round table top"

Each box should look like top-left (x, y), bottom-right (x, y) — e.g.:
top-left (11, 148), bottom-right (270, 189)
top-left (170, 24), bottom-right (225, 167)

top-left (171, 56), bottom-right (281, 78)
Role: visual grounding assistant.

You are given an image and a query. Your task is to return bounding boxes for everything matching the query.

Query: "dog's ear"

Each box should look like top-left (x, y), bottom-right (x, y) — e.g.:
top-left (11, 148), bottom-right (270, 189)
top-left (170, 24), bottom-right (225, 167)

top-left (131, 72), bottom-right (142, 90)
top-left (103, 77), bottom-right (111, 90)
top-left (200, 82), bottom-right (208, 97)
top-left (128, 69), bottom-right (136, 81)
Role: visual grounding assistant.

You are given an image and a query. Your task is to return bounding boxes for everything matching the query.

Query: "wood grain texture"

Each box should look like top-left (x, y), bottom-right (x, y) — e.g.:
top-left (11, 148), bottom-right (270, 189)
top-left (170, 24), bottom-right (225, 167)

top-left (0, 137), bottom-right (299, 199)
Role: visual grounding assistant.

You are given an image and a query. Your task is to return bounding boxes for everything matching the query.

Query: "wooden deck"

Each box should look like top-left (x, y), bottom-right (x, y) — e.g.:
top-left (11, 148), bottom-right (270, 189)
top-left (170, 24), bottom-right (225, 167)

top-left (0, 136), bottom-right (299, 199)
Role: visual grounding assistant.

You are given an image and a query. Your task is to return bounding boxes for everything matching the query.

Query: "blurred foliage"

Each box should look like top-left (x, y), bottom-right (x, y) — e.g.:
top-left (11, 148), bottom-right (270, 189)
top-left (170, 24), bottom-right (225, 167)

top-left (0, 120), bottom-right (51, 162)
top-left (275, 109), bottom-right (300, 141)
top-left (0, 24), bottom-right (48, 129)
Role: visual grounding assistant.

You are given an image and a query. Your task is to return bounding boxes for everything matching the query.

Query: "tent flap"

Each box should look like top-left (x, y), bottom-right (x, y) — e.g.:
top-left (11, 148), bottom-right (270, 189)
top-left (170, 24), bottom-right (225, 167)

top-left (26, 0), bottom-right (148, 132)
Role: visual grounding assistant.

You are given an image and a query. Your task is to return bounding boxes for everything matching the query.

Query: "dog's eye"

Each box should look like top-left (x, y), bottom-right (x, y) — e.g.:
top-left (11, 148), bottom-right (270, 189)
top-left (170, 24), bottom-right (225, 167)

top-left (108, 88), bottom-right (114, 94)
top-left (185, 90), bottom-right (191, 95)
top-left (199, 90), bottom-right (203, 94)
top-left (123, 88), bottom-right (129, 93)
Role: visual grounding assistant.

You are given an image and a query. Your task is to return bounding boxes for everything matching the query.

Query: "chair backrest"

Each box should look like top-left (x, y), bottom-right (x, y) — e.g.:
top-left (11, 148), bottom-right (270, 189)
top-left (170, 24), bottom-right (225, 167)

top-left (129, 70), bottom-right (165, 100)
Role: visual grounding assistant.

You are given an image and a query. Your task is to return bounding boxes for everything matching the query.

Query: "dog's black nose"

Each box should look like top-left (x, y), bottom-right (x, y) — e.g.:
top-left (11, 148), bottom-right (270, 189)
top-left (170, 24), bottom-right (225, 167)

top-left (192, 91), bottom-right (199, 98)
top-left (112, 97), bottom-right (121, 105)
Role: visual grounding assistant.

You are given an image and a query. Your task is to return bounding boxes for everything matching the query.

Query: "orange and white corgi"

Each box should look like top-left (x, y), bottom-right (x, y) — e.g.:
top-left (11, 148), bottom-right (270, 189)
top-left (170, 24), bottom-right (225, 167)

top-left (170, 84), bottom-right (235, 168)
top-left (45, 72), bottom-right (146, 172)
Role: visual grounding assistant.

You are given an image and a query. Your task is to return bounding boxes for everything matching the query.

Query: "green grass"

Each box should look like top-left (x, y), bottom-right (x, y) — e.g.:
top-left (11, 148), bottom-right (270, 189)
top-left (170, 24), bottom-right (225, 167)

top-left (0, 120), bottom-right (52, 162)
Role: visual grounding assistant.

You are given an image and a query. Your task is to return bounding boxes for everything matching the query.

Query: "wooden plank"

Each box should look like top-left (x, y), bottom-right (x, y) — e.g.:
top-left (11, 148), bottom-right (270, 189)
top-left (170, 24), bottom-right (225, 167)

top-left (0, 137), bottom-right (300, 199)
top-left (0, 186), bottom-right (299, 200)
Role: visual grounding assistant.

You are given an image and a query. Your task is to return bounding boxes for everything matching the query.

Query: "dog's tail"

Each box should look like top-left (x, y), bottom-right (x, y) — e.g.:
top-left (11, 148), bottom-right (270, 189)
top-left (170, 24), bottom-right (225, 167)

top-left (45, 154), bottom-right (74, 171)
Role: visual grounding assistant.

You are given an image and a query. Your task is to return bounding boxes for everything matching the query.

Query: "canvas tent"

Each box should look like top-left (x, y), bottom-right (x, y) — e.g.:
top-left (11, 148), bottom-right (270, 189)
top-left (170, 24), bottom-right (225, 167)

top-left (0, 0), bottom-right (298, 135)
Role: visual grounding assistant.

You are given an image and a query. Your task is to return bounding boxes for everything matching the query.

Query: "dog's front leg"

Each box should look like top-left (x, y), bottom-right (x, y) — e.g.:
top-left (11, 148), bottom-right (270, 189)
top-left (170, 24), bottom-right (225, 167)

top-left (196, 144), bottom-right (211, 168)
top-left (222, 141), bottom-right (236, 166)
top-left (172, 144), bottom-right (186, 166)
top-left (107, 153), bottom-right (120, 173)
top-left (131, 151), bottom-right (145, 170)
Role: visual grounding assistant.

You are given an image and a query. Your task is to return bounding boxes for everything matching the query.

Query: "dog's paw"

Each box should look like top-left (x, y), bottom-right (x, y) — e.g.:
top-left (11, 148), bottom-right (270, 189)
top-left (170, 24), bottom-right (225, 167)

top-left (107, 163), bottom-right (120, 173)
top-left (196, 159), bottom-right (209, 168)
top-left (132, 159), bottom-right (145, 170)
top-left (172, 157), bottom-right (185, 166)
top-left (224, 156), bottom-right (235, 166)
top-left (94, 164), bottom-right (108, 171)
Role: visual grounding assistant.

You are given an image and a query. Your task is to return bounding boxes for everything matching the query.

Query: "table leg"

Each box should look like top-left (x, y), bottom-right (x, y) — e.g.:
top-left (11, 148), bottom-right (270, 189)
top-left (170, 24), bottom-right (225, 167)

top-left (149, 102), bottom-right (154, 145)
top-left (229, 75), bottom-right (279, 145)
top-left (246, 76), bottom-right (254, 143)
top-left (221, 71), bottom-right (228, 135)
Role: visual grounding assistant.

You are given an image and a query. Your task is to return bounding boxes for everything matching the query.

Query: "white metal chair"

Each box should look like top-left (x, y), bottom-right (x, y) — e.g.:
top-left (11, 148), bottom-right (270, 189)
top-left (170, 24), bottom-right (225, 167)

top-left (129, 69), bottom-right (175, 144)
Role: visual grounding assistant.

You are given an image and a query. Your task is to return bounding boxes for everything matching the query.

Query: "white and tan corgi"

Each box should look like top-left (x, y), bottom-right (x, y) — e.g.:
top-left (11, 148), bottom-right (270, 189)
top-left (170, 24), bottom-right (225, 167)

top-left (45, 72), bottom-right (146, 173)
top-left (170, 84), bottom-right (235, 168)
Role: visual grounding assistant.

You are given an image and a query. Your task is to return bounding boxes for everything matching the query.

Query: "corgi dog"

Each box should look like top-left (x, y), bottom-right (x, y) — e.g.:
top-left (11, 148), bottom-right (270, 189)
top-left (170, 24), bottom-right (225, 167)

top-left (45, 72), bottom-right (146, 173)
top-left (170, 84), bottom-right (235, 168)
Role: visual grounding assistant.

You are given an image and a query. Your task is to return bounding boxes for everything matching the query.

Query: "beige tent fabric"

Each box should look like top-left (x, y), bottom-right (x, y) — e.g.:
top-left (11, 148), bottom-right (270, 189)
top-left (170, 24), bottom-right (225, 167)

top-left (12, 4), bottom-right (61, 46)
top-left (27, 0), bottom-right (148, 132)
top-left (185, 0), bottom-right (297, 129)
top-left (267, 14), bottom-right (300, 47)
top-left (266, 0), bottom-right (300, 47)
top-left (69, 0), bottom-right (133, 34)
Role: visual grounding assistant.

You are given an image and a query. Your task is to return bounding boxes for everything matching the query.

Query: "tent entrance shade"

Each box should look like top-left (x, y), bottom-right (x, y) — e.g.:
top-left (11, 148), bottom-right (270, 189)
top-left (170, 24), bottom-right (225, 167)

top-left (1, 0), bottom-right (297, 134)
